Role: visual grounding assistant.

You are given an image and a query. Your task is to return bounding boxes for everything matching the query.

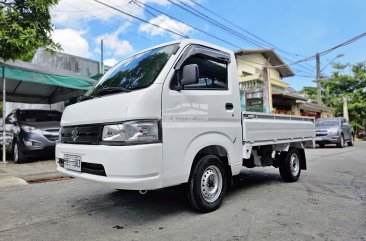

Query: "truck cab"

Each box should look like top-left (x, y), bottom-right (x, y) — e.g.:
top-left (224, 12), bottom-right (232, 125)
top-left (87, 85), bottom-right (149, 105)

top-left (56, 39), bottom-right (315, 212)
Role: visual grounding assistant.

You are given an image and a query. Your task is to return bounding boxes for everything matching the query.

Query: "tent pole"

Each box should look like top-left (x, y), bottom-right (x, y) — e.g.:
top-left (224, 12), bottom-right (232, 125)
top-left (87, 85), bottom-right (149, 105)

top-left (2, 63), bottom-right (7, 163)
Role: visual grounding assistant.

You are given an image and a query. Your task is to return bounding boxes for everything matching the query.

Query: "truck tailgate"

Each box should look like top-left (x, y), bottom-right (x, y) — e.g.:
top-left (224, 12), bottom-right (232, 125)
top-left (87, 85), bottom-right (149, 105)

top-left (242, 112), bottom-right (315, 145)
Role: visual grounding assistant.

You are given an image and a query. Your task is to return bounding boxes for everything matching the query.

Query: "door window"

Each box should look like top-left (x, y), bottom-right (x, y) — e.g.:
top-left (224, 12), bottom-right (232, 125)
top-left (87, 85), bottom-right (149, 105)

top-left (176, 55), bottom-right (228, 90)
top-left (5, 113), bottom-right (16, 124)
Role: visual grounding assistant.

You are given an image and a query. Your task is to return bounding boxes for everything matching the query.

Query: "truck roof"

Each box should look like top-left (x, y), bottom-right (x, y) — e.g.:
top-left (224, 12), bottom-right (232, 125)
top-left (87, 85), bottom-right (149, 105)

top-left (128, 39), bottom-right (233, 59)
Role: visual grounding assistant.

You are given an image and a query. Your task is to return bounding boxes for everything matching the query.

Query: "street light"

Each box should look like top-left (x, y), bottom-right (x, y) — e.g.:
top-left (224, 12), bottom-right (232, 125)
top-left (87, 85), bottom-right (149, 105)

top-left (320, 54), bottom-right (345, 72)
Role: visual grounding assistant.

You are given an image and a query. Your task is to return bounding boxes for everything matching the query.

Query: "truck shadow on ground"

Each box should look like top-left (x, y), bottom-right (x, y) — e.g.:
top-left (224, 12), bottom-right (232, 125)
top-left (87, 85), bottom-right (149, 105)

top-left (71, 170), bottom-right (282, 225)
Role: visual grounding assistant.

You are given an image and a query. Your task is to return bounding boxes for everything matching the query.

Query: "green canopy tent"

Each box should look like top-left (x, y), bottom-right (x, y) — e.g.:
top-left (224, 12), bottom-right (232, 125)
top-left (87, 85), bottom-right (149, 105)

top-left (1, 60), bottom-right (97, 162)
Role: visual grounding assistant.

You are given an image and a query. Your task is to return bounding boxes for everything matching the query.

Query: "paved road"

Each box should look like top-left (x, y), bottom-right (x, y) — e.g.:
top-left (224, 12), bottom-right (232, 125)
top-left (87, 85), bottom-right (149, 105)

top-left (0, 143), bottom-right (365, 241)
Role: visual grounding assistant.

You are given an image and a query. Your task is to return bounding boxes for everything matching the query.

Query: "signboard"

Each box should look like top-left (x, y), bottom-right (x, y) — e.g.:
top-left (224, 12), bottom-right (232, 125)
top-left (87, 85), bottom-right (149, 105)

top-left (246, 90), bottom-right (264, 112)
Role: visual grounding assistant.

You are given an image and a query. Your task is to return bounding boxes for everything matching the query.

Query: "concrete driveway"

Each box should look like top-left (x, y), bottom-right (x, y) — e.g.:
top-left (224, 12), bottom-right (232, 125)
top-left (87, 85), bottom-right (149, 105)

top-left (0, 142), bottom-right (365, 241)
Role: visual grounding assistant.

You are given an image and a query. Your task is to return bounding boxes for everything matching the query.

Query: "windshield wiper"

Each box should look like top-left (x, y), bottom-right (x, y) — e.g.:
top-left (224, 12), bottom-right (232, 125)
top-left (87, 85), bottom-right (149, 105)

top-left (79, 86), bottom-right (131, 102)
top-left (93, 86), bottom-right (131, 97)
top-left (78, 95), bottom-right (96, 102)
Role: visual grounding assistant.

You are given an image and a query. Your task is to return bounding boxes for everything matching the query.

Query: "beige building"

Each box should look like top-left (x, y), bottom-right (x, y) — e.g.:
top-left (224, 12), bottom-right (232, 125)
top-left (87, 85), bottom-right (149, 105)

top-left (234, 49), bottom-right (332, 118)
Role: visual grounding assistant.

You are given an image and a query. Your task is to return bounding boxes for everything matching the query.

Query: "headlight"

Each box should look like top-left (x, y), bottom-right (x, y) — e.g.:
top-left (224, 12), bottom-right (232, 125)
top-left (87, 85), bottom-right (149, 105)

top-left (21, 125), bottom-right (42, 134)
top-left (327, 128), bottom-right (339, 135)
top-left (102, 120), bottom-right (160, 144)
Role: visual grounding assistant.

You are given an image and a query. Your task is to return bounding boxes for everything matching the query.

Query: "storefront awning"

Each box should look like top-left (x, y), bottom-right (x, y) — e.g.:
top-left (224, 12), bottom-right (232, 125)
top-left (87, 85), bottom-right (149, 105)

top-left (0, 61), bottom-right (97, 104)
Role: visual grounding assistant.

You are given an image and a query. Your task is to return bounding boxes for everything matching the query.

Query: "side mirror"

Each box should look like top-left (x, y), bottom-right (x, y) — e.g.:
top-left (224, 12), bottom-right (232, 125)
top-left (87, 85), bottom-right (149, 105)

top-left (5, 117), bottom-right (15, 124)
top-left (178, 64), bottom-right (199, 89)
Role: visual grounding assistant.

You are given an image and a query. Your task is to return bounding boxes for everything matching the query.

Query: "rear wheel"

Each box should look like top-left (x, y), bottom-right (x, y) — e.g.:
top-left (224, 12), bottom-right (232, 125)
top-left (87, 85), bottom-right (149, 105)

top-left (279, 149), bottom-right (301, 182)
top-left (348, 134), bottom-right (354, 146)
top-left (13, 142), bottom-right (27, 163)
top-left (187, 155), bottom-right (227, 213)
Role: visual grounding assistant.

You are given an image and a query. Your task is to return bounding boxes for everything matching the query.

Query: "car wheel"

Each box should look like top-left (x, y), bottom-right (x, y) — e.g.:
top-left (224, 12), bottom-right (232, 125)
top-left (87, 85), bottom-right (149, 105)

top-left (319, 144), bottom-right (325, 148)
top-left (13, 142), bottom-right (27, 163)
top-left (348, 135), bottom-right (354, 146)
top-left (337, 135), bottom-right (345, 148)
top-left (187, 155), bottom-right (227, 213)
top-left (279, 149), bottom-right (301, 182)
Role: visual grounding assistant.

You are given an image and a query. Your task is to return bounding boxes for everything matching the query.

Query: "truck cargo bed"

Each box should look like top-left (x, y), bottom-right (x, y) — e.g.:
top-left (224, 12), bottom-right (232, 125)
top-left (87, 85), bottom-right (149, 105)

top-left (242, 112), bottom-right (315, 146)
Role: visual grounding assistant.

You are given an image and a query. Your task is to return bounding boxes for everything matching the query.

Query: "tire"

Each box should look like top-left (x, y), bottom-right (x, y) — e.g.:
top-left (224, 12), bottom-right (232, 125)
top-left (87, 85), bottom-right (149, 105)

top-left (337, 135), bottom-right (345, 148)
top-left (348, 134), bottom-right (354, 146)
top-left (13, 142), bottom-right (27, 163)
top-left (319, 144), bottom-right (325, 148)
top-left (279, 149), bottom-right (301, 183)
top-left (187, 155), bottom-right (227, 213)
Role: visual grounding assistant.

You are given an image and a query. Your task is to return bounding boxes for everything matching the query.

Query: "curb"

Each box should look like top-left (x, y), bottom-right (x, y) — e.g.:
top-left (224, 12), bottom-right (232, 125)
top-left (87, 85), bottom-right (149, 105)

top-left (0, 176), bottom-right (28, 189)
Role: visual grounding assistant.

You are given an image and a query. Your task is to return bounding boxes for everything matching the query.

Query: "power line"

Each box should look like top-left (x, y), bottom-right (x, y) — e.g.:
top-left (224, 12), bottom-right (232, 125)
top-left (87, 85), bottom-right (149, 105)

top-left (92, 0), bottom-right (189, 38)
top-left (167, 0), bottom-right (315, 74)
top-left (272, 32), bottom-right (366, 69)
top-left (135, 0), bottom-right (316, 76)
top-left (132, 0), bottom-right (188, 38)
top-left (61, 1), bottom-right (160, 45)
top-left (168, 0), bottom-right (268, 48)
top-left (187, 0), bottom-right (302, 58)
top-left (132, 0), bottom-right (243, 49)
top-left (185, 0), bottom-right (316, 73)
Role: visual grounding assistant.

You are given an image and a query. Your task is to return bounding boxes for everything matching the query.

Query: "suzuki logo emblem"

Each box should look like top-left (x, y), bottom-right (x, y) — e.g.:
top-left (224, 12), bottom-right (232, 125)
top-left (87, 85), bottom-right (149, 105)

top-left (71, 128), bottom-right (79, 142)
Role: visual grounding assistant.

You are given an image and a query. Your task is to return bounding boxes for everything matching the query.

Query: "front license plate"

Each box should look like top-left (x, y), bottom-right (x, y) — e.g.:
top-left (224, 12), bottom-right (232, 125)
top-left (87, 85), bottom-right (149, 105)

top-left (64, 154), bottom-right (81, 172)
top-left (316, 136), bottom-right (323, 141)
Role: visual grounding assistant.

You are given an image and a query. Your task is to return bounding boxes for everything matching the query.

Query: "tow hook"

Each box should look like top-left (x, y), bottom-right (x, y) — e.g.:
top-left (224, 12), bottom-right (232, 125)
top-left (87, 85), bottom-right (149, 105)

top-left (139, 190), bottom-right (148, 195)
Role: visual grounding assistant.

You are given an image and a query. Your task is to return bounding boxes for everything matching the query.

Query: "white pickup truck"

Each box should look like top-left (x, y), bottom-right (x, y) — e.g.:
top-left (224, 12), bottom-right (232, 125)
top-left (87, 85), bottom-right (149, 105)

top-left (56, 39), bottom-right (315, 212)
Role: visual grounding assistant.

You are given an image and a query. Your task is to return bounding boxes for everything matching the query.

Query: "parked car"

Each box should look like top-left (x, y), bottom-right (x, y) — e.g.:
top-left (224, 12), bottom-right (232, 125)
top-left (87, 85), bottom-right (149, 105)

top-left (315, 117), bottom-right (354, 148)
top-left (4, 109), bottom-right (62, 163)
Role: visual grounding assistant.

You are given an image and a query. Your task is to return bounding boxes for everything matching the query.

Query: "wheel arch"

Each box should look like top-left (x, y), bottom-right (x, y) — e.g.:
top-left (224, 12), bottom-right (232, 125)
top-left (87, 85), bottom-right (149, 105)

top-left (183, 132), bottom-right (241, 183)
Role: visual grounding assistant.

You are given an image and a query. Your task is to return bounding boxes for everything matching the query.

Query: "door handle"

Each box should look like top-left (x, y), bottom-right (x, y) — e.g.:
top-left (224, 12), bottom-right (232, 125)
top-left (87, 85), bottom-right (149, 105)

top-left (225, 103), bottom-right (234, 110)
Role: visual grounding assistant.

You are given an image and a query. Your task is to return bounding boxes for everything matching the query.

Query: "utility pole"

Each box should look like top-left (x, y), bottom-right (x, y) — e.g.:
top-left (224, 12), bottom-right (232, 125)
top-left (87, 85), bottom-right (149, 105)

top-left (316, 53), bottom-right (322, 105)
top-left (262, 64), bottom-right (270, 113)
top-left (343, 97), bottom-right (349, 121)
top-left (2, 63), bottom-right (7, 163)
top-left (100, 39), bottom-right (104, 75)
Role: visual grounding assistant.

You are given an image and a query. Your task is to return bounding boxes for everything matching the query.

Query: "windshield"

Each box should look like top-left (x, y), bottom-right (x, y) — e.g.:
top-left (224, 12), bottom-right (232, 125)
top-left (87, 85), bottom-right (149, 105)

top-left (88, 44), bottom-right (178, 98)
top-left (19, 111), bottom-right (62, 122)
top-left (316, 120), bottom-right (339, 127)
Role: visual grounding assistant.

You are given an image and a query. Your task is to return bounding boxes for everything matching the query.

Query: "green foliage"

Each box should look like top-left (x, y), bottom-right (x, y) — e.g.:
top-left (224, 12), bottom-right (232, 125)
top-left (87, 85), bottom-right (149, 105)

top-left (0, 0), bottom-right (61, 62)
top-left (300, 62), bottom-right (366, 130)
top-left (300, 86), bottom-right (317, 101)
top-left (323, 62), bottom-right (366, 130)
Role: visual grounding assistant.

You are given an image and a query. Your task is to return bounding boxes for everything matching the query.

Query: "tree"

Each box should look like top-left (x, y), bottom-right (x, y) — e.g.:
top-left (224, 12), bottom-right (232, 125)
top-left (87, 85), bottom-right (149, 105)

top-left (324, 62), bottom-right (366, 130)
top-left (300, 62), bottom-right (366, 131)
top-left (0, 0), bottom-right (61, 62)
top-left (300, 86), bottom-right (317, 101)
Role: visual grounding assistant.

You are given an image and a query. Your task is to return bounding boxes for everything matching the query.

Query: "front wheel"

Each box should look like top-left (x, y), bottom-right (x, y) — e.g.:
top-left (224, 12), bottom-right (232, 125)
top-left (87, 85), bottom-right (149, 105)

top-left (13, 142), bottom-right (27, 163)
top-left (187, 155), bottom-right (227, 213)
top-left (337, 135), bottom-right (345, 148)
top-left (279, 149), bottom-right (301, 182)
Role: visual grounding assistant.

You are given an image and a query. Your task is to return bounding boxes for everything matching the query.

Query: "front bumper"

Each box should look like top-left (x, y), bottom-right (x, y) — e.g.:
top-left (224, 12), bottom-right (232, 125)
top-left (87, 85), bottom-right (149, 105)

top-left (56, 143), bottom-right (162, 190)
top-left (315, 135), bottom-right (341, 144)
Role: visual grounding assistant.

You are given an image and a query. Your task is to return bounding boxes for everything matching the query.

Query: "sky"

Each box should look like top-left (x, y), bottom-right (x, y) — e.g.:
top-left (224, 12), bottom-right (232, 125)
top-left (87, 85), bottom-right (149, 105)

top-left (51, 0), bottom-right (366, 90)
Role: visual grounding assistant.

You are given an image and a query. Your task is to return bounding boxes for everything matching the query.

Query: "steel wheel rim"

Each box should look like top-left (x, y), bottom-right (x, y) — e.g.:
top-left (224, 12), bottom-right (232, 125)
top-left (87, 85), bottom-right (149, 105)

top-left (200, 165), bottom-right (223, 203)
top-left (14, 144), bottom-right (18, 162)
top-left (290, 153), bottom-right (300, 176)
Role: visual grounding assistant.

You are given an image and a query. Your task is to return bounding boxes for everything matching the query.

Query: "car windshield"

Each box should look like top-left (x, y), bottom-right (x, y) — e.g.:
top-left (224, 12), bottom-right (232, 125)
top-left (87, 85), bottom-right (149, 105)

top-left (87, 44), bottom-right (178, 98)
top-left (316, 120), bottom-right (339, 127)
top-left (18, 111), bottom-right (62, 122)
